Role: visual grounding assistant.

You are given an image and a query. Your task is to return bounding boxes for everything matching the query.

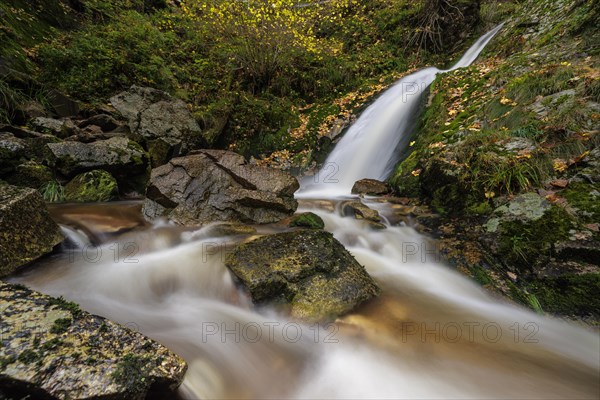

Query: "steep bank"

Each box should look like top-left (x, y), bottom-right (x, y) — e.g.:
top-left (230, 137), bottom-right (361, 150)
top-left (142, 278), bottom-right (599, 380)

top-left (390, 0), bottom-right (599, 322)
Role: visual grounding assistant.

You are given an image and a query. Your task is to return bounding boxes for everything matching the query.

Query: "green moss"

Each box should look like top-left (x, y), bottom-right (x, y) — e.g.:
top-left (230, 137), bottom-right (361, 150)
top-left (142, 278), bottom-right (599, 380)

top-left (17, 349), bottom-right (40, 364)
top-left (0, 355), bottom-right (17, 369)
top-left (289, 212), bottom-right (325, 230)
top-left (497, 205), bottom-right (574, 270)
top-left (50, 318), bottom-right (73, 334)
top-left (561, 182), bottom-right (600, 224)
top-left (469, 264), bottom-right (494, 286)
top-left (64, 170), bottom-right (119, 203)
top-left (530, 274), bottom-right (600, 316)
top-left (48, 296), bottom-right (82, 319)
top-left (42, 337), bottom-right (64, 351)
top-left (111, 353), bottom-right (152, 394)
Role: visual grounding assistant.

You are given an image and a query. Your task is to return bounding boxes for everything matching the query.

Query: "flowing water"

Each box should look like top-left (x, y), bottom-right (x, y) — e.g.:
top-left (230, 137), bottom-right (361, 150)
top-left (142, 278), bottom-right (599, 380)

top-left (8, 25), bottom-right (600, 399)
top-left (297, 24), bottom-right (504, 198)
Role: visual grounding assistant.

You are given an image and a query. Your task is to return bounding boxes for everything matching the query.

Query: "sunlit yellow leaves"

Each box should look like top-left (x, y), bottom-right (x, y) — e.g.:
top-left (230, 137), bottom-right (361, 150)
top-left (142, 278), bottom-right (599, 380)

top-left (411, 169), bottom-right (422, 177)
top-left (499, 97), bottom-right (517, 106)
top-left (428, 142), bottom-right (446, 149)
top-left (553, 159), bottom-right (568, 173)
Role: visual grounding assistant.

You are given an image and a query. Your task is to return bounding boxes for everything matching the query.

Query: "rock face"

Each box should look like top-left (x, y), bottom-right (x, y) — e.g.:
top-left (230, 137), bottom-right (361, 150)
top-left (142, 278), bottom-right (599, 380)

top-left (47, 136), bottom-right (147, 177)
top-left (351, 179), bottom-right (391, 196)
top-left (0, 282), bottom-right (187, 400)
top-left (143, 150), bottom-right (299, 225)
top-left (225, 230), bottom-right (380, 321)
top-left (64, 170), bottom-right (119, 202)
top-left (0, 184), bottom-right (64, 277)
top-left (110, 86), bottom-right (208, 166)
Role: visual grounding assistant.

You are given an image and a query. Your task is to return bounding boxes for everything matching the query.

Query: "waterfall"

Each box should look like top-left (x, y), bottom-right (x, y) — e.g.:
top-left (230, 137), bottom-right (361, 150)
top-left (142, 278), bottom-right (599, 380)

top-left (7, 23), bottom-right (599, 400)
top-left (298, 24), bottom-right (504, 198)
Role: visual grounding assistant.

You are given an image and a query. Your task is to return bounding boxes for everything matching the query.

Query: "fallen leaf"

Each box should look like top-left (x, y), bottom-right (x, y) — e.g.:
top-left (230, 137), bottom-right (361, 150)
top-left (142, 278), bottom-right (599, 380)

top-left (553, 159), bottom-right (568, 173)
top-left (550, 179), bottom-right (569, 188)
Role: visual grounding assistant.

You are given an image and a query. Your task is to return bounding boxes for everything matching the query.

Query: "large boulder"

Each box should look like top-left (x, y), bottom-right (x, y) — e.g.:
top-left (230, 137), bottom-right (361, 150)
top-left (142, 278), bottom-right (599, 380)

top-left (46, 136), bottom-right (148, 178)
top-left (0, 282), bottom-right (187, 399)
top-left (143, 150), bottom-right (299, 225)
top-left (110, 86), bottom-right (209, 166)
top-left (225, 230), bottom-right (380, 321)
top-left (0, 184), bottom-right (64, 277)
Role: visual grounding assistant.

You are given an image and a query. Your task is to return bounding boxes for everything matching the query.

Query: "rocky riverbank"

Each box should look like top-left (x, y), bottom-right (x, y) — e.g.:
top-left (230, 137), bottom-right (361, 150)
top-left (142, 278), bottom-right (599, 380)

top-left (389, 0), bottom-right (599, 323)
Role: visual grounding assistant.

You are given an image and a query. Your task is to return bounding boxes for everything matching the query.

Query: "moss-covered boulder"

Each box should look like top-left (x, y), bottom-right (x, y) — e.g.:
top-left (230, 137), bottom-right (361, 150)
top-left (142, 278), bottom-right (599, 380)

top-left (0, 282), bottom-right (187, 400)
top-left (288, 212), bottom-right (325, 229)
top-left (5, 161), bottom-right (53, 189)
top-left (225, 230), bottom-right (380, 321)
top-left (0, 183), bottom-right (63, 277)
top-left (64, 170), bottom-right (119, 202)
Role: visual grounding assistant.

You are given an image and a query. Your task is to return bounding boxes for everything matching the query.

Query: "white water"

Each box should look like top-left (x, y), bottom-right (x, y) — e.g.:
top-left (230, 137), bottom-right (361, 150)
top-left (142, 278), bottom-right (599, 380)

top-left (12, 202), bottom-right (600, 399)
top-left (298, 24), bottom-right (504, 198)
top-left (9, 25), bottom-right (600, 399)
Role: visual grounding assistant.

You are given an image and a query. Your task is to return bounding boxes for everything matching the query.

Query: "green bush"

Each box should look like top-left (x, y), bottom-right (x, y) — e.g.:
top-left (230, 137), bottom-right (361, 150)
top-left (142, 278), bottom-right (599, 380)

top-left (37, 10), bottom-right (176, 101)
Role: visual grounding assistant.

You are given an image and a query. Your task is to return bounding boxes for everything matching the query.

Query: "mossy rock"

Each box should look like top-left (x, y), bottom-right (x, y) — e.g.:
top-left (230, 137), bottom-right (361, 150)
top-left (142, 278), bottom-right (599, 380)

top-left (0, 282), bottom-right (187, 399)
top-left (225, 230), bottom-right (380, 321)
top-left (288, 212), bottom-right (325, 229)
top-left (0, 183), bottom-right (64, 276)
top-left (64, 170), bottom-right (118, 202)
top-left (530, 273), bottom-right (600, 317)
top-left (5, 161), bottom-right (53, 189)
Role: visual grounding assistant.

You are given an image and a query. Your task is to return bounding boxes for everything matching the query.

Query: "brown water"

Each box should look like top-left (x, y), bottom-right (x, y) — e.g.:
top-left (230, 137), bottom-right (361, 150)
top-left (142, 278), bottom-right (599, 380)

top-left (9, 200), bottom-right (600, 399)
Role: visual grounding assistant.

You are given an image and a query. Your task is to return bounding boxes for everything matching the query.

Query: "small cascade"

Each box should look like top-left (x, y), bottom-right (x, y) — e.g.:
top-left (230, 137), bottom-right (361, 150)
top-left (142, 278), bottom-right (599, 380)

top-left (298, 24), bottom-right (504, 198)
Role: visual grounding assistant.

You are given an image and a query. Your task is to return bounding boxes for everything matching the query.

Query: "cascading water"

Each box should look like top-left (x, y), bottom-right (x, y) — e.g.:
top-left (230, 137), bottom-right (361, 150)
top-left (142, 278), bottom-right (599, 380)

top-left (298, 24), bottom-right (504, 198)
top-left (8, 25), bottom-right (599, 400)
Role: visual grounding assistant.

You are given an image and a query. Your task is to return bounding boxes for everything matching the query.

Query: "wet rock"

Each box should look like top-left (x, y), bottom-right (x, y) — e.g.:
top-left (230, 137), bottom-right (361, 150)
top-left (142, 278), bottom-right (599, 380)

top-left (0, 184), bottom-right (63, 276)
top-left (341, 200), bottom-right (381, 222)
top-left (47, 136), bottom-right (148, 177)
top-left (110, 86), bottom-right (208, 166)
top-left (0, 282), bottom-right (187, 400)
top-left (288, 212), bottom-right (325, 229)
top-left (143, 150), bottom-right (299, 225)
top-left (225, 230), bottom-right (380, 321)
top-left (65, 170), bottom-right (119, 203)
top-left (203, 222), bottom-right (257, 237)
top-left (351, 179), bottom-right (391, 196)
